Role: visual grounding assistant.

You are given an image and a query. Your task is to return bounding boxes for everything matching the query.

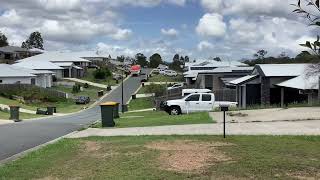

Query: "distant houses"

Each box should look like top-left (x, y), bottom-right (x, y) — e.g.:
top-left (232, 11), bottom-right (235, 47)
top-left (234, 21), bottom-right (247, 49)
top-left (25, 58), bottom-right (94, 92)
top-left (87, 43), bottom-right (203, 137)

top-left (0, 46), bottom-right (42, 64)
top-left (184, 60), bottom-right (320, 107)
top-left (14, 51), bottom-right (91, 79)
top-left (0, 64), bottom-right (54, 88)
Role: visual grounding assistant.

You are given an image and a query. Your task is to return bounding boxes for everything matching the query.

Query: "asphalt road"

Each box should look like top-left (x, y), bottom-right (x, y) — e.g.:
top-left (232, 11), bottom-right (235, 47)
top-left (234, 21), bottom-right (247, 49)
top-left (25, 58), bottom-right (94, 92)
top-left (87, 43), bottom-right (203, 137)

top-left (0, 69), bottom-right (152, 161)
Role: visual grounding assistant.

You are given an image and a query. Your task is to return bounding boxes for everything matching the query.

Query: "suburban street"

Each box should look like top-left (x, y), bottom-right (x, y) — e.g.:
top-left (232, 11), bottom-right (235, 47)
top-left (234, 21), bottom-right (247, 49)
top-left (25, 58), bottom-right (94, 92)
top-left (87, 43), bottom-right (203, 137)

top-left (0, 69), bottom-right (152, 161)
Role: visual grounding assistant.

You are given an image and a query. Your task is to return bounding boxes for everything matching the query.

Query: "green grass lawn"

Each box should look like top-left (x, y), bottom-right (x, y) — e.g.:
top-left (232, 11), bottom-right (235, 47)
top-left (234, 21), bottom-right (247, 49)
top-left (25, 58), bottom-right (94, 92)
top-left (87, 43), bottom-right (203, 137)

top-left (0, 135), bottom-right (319, 179)
top-left (0, 110), bottom-right (44, 120)
top-left (92, 111), bottom-right (213, 128)
top-left (149, 74), bottom-right (184, 82)
top-left (128, 97), bottom-right (154, 111)
top-left (51, 85), bottom-right (103, 101)
top-left (0, 84), bottom-right (102, 114)
top-left (81, 69), bottom-right (118, 86)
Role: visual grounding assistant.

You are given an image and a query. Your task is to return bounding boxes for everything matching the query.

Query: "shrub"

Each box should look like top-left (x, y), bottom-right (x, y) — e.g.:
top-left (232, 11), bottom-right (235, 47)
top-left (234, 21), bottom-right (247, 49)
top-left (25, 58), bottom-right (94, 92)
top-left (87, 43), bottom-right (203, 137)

top-left (93, 67), bottom-right (112, 80)
top-left (72, 84), bottom-right (81, 93)
top-left (84, 83), bottom-right (89, 88)
top-left (145, 84), bottom-right (166, 97)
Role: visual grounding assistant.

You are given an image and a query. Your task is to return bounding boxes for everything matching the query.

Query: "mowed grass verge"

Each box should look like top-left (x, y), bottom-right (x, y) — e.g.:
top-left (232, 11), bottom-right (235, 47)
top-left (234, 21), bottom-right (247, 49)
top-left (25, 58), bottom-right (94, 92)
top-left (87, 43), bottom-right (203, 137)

top-left (0, 110), bottom-right (44, 120)
top-left (0, 136), bottom-right (319, 179)
top-left (128, 97), bottom-right (154, 111)
top-left (91, 111), bottom-right (213, 128)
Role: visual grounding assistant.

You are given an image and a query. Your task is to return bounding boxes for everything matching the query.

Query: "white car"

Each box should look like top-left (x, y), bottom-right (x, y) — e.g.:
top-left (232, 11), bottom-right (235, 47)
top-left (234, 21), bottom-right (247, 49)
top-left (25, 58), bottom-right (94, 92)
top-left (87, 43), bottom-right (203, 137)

top-left (164, 93), bottom-right (215, 115)
top-left (165, 70), bottom-right (178, 77)
top-left (167, 83), bottom-right (184, 90)
top-left (159, 69), bottom-right (166, 74)
top-left (182, 89), bottom-right (212, 96)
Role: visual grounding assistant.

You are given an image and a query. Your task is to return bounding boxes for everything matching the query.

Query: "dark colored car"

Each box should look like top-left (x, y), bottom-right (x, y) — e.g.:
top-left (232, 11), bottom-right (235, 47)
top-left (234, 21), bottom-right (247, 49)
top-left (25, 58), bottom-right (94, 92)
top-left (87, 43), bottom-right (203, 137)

top-left (75, 96), bottom-right (91, 104)
top-left (141, 75), bottom-right (148, 82)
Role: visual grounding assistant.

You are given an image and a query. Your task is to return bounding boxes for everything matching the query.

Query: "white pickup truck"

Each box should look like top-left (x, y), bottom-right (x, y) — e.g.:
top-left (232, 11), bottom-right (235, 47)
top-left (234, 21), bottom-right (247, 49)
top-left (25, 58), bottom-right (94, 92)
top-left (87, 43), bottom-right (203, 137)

top-left (164, 93), bottom-right (215, 115)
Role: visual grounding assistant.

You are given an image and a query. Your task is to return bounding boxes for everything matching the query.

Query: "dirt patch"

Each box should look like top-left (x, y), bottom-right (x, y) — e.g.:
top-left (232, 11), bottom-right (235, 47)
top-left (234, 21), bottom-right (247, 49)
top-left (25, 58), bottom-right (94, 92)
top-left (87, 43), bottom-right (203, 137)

top-left (287, 172), bottom-right (320, 180)
top-left (145, 140), bottom-right (234, 173)
top-left (83, 141), bottom-right (101, 153)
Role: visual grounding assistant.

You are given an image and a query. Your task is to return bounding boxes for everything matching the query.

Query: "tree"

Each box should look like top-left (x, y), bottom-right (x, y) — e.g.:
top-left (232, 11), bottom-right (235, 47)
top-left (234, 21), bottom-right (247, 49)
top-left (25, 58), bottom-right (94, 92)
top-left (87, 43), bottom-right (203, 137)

top-left (173, 54), bottom-right (180, 62)
top-left (253, 50), bottom-right (268, 59)
top-left (0, 32), bottom-right (8, 47)
top-left (21, 31), bottom-right (44, 49)
top-left (135, 53), bottom-right (148, 67)
top-left (184, 56), bottom-right (190, 63)
top-left (149, 53), bottom-right (162, 68)
top-left (292, 0), bottom-right (320, 75)
top-left (213, 57), bottom-right (222, 62)
top-left (117, 55), bottom-right (125, 62)
top-left (180, 56), bottom-right (185, 63)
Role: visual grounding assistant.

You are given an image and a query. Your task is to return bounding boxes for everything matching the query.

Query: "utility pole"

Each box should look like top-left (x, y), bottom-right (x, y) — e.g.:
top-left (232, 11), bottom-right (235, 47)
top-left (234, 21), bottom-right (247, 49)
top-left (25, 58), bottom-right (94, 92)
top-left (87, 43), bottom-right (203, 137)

top-left (121, 62), bottom-right (125, 113)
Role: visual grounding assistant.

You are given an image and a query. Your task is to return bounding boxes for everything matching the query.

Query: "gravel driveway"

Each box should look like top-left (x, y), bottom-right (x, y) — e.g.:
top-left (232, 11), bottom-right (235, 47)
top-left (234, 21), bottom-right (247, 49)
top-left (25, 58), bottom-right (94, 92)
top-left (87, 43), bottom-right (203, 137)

top-left (210, 107), bottom-right (320, 123)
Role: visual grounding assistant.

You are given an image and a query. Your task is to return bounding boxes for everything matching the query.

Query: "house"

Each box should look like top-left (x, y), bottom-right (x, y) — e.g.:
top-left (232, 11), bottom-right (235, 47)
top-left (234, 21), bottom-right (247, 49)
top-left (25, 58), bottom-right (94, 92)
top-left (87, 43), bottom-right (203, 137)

top-left (0, 64), bottom-right (54, 88)
top-left (230, 64), bottom-right (319, 108)
top-left (184, 60), bottom-right (248, 86)
top-left (0, 46), bottom-right (30, 64)
top-left (15, 51), bottom-right (91, 79)
top-left (192, 66), bottom-right (254, 101)
top-left (157, 64), bottom-right (169, 70)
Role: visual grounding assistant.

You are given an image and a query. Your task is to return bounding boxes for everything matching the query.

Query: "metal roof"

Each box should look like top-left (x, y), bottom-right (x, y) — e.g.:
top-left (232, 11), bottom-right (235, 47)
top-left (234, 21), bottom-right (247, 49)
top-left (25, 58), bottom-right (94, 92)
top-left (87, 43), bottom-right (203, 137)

top-left (229, 75), bottom-right (259, 85)
top-left (0, 46), bottom-right (28, 53)
top-left (0, 64), bottom-right (37, 77)
top-left (276, 75), bottom-right (319, 90)
top-left (14, 60), bottom-right (64, 70)
top-left (255, 64), bottom-right (309, 77)
top-left (18, 51), bottom-right (90, 63)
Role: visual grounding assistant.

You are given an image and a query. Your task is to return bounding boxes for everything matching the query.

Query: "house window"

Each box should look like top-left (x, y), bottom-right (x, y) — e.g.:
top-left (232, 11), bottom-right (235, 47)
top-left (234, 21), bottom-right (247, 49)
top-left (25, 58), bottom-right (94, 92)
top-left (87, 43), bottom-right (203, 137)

top-left (4, 54), bottom-right (11, 59)
top-left (0, 80), bottom-right (2, 83)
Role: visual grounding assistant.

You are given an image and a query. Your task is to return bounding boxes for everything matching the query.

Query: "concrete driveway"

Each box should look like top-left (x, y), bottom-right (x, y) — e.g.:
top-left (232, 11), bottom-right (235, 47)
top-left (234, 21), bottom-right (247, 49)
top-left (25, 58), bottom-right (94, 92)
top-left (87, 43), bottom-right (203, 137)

top-left (210, 107), bottom-right (320, 123)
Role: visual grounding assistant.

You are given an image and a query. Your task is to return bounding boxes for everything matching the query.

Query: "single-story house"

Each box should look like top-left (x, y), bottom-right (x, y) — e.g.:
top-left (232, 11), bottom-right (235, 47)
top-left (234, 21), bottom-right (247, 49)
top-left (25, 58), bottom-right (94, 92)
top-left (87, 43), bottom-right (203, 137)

top-left (15, 51), bottom-right (91, 79)
top-left (191, 66), bottom-right (254, 101)
top-left (0, 46), bottom-right (30, 64)
top-left (230, 64), bottom-right (319, 108)
top-left (0, 64), bottom-right (54, 88)
top-left (184, 60), bottom-right (248, 86)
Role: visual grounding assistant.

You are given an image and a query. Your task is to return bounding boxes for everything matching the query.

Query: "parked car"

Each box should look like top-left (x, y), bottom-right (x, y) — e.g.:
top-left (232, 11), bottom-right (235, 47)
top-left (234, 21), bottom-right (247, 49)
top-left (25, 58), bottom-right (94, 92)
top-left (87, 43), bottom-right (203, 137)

top-left (159, 69), bottom-right (166, 75)
top-left (113, 73), bottom-right (123, 80)
top-left (75, 96), bottom-right (91, 104)
top-left (182, 89), bottom-right (212, 96)
top-left (164, 93), bottom-right (215, 115)
top-left (141, 75), bottom-right (148, 82)
top-left (152, 69), bottom-right (160, 74)
top-left (167, 83), bottom-right (184, 90)
top-left (165, 70), bottom-right (178, 77)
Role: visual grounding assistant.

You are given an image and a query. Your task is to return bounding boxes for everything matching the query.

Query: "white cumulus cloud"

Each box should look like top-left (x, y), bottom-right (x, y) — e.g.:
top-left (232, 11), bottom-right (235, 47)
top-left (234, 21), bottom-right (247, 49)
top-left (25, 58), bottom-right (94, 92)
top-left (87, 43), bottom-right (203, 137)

top-left (161, 28), bottom-right (179, 37)
top-left (196, 13), bottom-right (226, 37)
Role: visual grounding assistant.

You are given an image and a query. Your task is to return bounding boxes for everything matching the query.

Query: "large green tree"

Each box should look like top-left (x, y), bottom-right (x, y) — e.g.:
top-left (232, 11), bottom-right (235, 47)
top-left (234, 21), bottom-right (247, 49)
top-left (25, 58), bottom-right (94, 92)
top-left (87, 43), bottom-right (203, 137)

top-left (135, 53), bottom-right (148, 67)
top-left (149, 53), bottom-right (162, 68)
top-left (0, 32), bottom-right (9, 47)
top-left (21, 31), bottom-right (44, 49)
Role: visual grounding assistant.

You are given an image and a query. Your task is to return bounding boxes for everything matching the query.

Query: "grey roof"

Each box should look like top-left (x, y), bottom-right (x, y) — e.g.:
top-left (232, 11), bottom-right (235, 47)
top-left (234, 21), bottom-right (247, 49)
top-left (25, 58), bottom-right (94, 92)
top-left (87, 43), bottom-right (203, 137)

top-left (255, 64), bottom-right (309, 77)
top-left (229, 75), bottom-right (259, 85)
top-left (14, 60), bottom-right (64, 70)
top-left (0, 64), bottom-right (37, 77)
top-left (0, 46), bottom-right (28, 53)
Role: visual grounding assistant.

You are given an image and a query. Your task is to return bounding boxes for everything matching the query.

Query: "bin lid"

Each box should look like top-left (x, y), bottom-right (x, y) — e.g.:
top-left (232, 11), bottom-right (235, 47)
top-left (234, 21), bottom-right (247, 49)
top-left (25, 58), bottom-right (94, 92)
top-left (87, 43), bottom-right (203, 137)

top-left (100, 102), bottom-right (119, 106)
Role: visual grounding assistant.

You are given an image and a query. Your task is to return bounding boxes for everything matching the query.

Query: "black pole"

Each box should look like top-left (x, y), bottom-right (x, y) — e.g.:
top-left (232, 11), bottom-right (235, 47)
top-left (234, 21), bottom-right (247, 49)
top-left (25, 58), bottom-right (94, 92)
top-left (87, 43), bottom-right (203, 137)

top-left (223, 110), bottom-right (226, 138)
top-left (121, 64), bottom-right (124, 113)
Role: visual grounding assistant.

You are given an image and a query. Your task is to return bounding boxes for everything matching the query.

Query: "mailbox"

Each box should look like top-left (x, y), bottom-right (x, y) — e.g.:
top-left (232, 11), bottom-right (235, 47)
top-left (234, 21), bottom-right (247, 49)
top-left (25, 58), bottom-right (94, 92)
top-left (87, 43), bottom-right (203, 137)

top-left (219, 103), bottom-right (230, 111)
top-left (219, 102), bottom-right (231, 138)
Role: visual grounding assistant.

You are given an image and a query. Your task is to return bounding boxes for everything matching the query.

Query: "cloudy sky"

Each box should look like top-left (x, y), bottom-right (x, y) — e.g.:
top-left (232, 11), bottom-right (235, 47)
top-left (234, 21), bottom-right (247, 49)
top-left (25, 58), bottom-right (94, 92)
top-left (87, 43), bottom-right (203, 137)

top-left (0, 0), bottom-right (318, 61)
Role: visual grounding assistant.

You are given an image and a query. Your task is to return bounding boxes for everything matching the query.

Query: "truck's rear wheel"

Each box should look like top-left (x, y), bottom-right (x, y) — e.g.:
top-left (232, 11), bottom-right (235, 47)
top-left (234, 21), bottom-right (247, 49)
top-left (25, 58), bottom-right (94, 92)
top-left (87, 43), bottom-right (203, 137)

top-left (170, 106), bottom-right (181, 115)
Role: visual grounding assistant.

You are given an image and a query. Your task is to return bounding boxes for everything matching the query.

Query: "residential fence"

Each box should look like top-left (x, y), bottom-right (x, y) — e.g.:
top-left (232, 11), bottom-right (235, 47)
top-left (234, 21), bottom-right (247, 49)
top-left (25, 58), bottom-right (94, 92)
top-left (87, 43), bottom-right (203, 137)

top-left (213, 89), bottom-right (237, 102)
top-left (0, 84), bottom-right (68, 99)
